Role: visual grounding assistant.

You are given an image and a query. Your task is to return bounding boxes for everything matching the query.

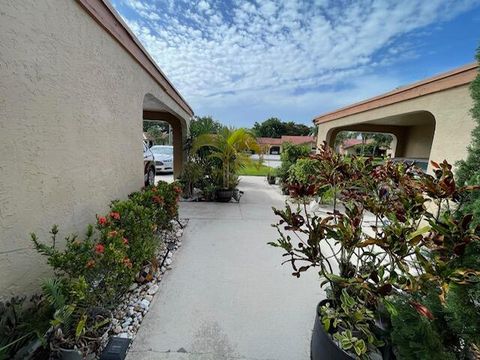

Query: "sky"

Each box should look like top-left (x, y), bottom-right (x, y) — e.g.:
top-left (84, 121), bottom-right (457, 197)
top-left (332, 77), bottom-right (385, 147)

top-left (110, 0), bottom-right (480, 127)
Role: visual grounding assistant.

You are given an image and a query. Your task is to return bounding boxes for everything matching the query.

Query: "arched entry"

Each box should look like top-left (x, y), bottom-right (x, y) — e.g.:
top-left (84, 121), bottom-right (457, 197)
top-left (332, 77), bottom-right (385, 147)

top-left (143, 94), bottom-right (188, 179)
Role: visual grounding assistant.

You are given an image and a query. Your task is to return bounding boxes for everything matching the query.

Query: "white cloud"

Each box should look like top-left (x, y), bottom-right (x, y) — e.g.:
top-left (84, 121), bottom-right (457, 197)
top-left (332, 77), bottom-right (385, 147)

top-left (114, 0), bottom-right (479, 124)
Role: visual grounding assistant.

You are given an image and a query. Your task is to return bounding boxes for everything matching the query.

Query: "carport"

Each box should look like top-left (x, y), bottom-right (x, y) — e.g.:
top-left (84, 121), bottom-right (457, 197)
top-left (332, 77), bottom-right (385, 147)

top-left (315, 64), bottom-right (478, 172)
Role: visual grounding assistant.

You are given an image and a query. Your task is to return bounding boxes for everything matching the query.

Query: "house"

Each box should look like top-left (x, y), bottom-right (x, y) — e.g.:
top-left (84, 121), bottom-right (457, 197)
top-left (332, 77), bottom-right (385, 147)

top-left (314, 63), bottom-right (478, 173)
top-left (257, 135), bottom-right (317, 154)
top-left (0, 0), bottom-right (193, 298)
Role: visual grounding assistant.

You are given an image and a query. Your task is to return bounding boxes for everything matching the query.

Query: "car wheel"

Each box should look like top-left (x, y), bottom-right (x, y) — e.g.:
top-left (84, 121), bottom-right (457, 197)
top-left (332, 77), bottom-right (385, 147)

top-left (146, 167), bottom-right (155, 186)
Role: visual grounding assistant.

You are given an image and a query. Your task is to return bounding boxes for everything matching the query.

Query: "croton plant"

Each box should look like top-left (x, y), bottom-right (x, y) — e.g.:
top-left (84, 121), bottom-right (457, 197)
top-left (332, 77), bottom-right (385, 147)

top-left (269, 143), bottom-right (480, 359)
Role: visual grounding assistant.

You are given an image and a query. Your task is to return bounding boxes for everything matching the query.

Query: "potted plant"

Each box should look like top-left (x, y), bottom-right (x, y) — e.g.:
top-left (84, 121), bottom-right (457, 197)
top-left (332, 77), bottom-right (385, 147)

top-left (192, 128), bottom-right (260, 202)
top-left (41, 278), bottom-right (111, 360)
top-left (269, 144), bottom-right (480, 359)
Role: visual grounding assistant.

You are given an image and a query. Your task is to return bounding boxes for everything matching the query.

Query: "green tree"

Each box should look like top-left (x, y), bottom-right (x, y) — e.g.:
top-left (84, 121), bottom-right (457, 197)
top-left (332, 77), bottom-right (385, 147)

top-left (252, 118), bottom-right (285, 138)
top-left (189, 116), bottom-right (223, 139)
top-left (456, 46), bottom-right (480, 224)
top-left (252, 118), bottom-right (314, 138)
top-left (192, 128), bottom-right (260, 189)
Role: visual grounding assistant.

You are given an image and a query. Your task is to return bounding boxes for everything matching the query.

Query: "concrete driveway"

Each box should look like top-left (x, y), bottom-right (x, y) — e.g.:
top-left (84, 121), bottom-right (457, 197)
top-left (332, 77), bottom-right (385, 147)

top-left (128, 176), bottom-right (323, 360)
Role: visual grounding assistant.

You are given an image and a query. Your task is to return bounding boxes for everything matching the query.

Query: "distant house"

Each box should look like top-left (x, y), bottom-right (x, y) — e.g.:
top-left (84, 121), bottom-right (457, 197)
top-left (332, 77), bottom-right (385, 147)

top-left (257, 135), bottom-right (316, 154)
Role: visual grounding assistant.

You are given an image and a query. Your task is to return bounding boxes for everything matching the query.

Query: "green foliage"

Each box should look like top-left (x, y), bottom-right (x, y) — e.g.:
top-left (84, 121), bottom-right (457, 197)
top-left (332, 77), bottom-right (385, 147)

top-left (320, 290), bottom-right (382, 359)
top-left (287, 157), bottom-right (319, 185)
top-left (193, 127), bottom-right (260, 189)
top-left (390, 297), bottom-right (455, 360)
top-left (252, 117), bottom-right (313, 137)
top-left (0, 295), bottom-right (52, 359)
top-left (270, 143), bottom-right (480, 359)
top-left (189, 116), bottom-right (223, 139)
top-left (27, 182), bottom-right (181, 352)
top-left (178, 160), bottom-right (205, 197)
top-left (456, 46), bottom-right (480, 226)
top-left (277, 142), bottom-right (311, 184)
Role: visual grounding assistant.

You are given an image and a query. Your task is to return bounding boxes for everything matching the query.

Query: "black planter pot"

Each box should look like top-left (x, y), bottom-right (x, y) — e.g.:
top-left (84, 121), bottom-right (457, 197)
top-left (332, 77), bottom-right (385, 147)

top-left (215, 189), bottom-right (233, 202)
top-left (311, 300), bottom-right (355, 360)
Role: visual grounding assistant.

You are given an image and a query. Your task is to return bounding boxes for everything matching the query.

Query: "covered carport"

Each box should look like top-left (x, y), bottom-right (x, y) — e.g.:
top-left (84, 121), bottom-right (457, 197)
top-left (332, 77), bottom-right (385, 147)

top-left (315, 64), bottom-right (478, 172)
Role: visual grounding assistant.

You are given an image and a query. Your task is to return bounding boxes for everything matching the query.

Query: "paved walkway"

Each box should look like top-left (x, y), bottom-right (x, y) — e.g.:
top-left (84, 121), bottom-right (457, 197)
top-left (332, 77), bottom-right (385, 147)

top-left (128, 176), bottom-right (323, 360)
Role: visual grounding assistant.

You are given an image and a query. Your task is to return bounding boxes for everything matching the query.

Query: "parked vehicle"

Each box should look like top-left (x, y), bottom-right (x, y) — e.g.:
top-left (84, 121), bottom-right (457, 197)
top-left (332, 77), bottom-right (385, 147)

top-left (150, 145), bottom-right (174, 173)
top-left (143, 141), bottom-right (156, 186)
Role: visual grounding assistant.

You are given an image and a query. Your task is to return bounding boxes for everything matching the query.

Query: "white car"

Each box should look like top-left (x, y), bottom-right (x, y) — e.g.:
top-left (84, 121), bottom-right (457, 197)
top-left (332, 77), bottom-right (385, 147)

top-left (151, 145), bottom-right (174, 173)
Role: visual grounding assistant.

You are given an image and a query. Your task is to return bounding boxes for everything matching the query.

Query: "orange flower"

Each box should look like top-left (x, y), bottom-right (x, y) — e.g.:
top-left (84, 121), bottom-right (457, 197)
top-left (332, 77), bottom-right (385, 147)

top-left (86, 259), bottom-right (96, 268)
top-left (123, 257), bottom-right (133, 269)
top-left (109, 211), bottom-right (120, 220)
top-left (95, 243), bottom-right (105, 254)
top-left (152, 195), bottom-right (164, 204)
top-left (123, 237), bottom-right (129, 245)
top-left (97, 216), bottom-right (107, 226)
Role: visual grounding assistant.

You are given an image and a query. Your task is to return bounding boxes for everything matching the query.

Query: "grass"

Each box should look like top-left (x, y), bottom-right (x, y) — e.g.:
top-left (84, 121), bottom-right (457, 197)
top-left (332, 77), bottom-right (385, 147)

top-left (238, 162), bottom-right (274, 176)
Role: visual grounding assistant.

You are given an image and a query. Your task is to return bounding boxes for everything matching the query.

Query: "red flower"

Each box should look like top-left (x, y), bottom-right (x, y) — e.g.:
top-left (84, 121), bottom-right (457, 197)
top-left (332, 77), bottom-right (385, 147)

top-left (109, 211), bottom-right (120, 220)
top-left (173, 186), bottom-right (182, 194)
top-left (123, 237), bottom-right (129, 245)
top-left (94, 243), bottom-right (105, 254)
top-left (107, 230), bottom-right (118, 238)
top-left (97, 216), bottom-right (107, 226)
top-left (85, 259), bottom-right (96, 268)
top-left (410, 301), bottom-right (434, 320)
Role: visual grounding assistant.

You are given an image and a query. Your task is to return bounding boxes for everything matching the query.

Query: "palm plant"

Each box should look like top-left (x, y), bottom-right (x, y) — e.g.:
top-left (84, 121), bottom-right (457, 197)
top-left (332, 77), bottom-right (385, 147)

top-left (192, 128), bottom-right (260, 190)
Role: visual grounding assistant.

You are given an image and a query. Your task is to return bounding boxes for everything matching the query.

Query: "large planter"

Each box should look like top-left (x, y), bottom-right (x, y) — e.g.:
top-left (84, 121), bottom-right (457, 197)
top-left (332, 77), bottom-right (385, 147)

top-left (311, 300), bottom-right (355, 360)
top-left (216, 189), bottom-right (233, 202)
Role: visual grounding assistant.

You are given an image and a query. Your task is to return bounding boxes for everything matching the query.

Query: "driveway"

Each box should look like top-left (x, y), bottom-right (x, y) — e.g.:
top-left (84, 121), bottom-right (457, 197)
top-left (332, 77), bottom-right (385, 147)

top-left (128, 176), bottom-right (323, 360)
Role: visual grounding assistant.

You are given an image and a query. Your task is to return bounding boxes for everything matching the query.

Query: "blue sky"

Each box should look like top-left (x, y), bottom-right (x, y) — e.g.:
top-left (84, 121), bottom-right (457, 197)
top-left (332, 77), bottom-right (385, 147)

top-left (111, 0), bottom-right (480, 127)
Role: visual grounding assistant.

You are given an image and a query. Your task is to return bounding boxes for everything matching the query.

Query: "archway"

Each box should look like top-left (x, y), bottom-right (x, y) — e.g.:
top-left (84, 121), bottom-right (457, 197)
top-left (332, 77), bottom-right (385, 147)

top-left (143, 94), bottom-right (188, 179)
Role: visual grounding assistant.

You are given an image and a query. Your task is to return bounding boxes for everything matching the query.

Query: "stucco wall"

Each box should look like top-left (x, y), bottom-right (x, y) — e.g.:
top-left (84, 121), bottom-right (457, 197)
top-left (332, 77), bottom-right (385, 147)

top-left (0, 0), bottom-right (190, 299)
top-left (317, 85), bottom-right (474, 169)
top-left (402, 123), bottom-right (435, 159)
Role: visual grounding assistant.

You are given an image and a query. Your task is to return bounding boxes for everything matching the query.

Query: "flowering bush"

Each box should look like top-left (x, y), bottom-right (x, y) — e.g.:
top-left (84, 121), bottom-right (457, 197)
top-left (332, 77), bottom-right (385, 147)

top-left (28, 182), bottom-right (181, 353)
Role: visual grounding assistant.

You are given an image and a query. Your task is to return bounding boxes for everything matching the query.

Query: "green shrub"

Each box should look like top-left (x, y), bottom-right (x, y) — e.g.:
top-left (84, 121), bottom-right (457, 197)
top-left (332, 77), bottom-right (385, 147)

top-left (277, 142), bottom-right (310, 184)
top-left (25, 182), bottom-right (182, 355)
top-left (456, 46), bottom-right (480, 226)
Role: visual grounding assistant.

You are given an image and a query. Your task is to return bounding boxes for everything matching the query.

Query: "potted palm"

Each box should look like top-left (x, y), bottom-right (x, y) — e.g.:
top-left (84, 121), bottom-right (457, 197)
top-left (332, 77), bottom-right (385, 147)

top-left (193, 128), bottom-right (260, 202)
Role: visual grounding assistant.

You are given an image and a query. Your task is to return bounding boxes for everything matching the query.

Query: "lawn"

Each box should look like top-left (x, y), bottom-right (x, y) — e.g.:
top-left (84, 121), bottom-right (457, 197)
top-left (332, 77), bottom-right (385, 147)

top-left (238, 162), bottom-right (274, 176)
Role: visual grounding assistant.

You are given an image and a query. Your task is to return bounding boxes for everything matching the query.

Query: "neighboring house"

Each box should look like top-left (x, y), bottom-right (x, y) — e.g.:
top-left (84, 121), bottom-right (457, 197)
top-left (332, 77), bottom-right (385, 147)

top-left (1, 1), bottom-right (193, 298)
top-left (338, 138), bottom-right (392, 157)
top-left (314, 63), bottom-right (478, 173)
top-left (257, 135), bottom-right (316, 154)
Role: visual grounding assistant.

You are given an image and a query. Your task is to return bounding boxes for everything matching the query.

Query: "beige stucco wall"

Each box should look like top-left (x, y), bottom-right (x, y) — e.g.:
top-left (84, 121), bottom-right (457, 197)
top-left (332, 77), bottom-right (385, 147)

top-left (317, 85), bottom-right (474, 170)
top-left (402, 123), bottom-right (435, 159)
top-left (0, 0), bottom-right (190, 299)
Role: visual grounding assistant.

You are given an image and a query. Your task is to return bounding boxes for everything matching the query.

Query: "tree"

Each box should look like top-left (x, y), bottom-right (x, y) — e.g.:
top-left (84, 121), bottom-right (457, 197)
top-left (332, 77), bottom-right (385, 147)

top-left (456, 46), bottom-right (480, 223)
top-left (252, 118), bottom-right (285, 138)
top-left (192, 128), bottom-right (260, 189)
top-left (189, 116), bottom-right (223, 139)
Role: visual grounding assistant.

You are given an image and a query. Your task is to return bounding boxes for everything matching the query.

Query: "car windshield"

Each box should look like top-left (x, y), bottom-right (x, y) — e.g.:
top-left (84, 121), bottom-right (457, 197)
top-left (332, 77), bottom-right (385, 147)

top-left (151, 146), bottom-right (173, 155)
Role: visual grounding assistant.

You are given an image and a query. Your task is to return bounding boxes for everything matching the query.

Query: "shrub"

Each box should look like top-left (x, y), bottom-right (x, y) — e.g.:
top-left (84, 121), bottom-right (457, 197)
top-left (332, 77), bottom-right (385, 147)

top-left (269, 143), bottom-right (480, 358)
top-left (26, 182), bottom-right (181, 355)
top-left (456, 46), bottom-right (480, 226)
top-left (277, 142), bottom-right (311, 185)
